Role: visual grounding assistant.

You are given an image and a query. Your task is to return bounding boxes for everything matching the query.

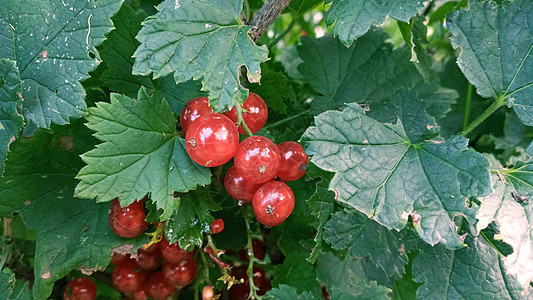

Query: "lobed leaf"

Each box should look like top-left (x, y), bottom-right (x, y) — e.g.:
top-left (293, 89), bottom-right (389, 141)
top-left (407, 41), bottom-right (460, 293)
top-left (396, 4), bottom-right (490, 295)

top-left (0, 59), bottom-right (23, 175)
top-left (272, 253), bottom-right (321, 298)
top-left (301, 91), bottom-right (491, 249)
top-left (447, 0), bottom-right (533, 125)
top-left (0, 0), bottom-right (122, 130)
top-left (132, 0), bottom-right (269, 111)
top-left (325, 0), bottom-right (423, 46)
top-left (75, 88), bottom-right (212, 219)
top-left (266, 284), bottom-right (316, 300)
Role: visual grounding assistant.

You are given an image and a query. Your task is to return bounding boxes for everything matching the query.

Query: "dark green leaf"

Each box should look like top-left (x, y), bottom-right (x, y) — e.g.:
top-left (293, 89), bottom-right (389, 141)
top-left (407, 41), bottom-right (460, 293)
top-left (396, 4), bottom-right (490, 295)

top-left (0, 268), bottom-right (32, 299)
top-left (0, 0), bottom-right (122, 130)
top-left (133, 0), bottom-right (269, 111)
top-left (397, 16), bottom-right (432, 83)
top-left (75, 88), bottom-right (212, 220)
top-left (325, 0), bottom-right (423, 46)
top-left (266, 284), bottom-right (316, 300)
top-left (447, 0), bottom-right (533, 125)
top-left (249, 64), bottom-right (294, 114)
top-left (272, 253), bottom-right (321, 298)
top-left (301, 99), bottom-right (491, 249)
top-left (284, 0), bottom-right (322, 15)
top-left (0, 59), bottom-right (23, 175)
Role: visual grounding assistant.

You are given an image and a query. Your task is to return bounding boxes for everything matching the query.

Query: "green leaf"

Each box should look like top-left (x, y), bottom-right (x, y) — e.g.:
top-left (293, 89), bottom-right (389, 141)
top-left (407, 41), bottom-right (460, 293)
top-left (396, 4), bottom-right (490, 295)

top-left (99, 4), bottom-right (206, 115)
top-left (397, 16), bottom-right (432, 83)
top-left (301, 93), bottom-right (491, 249)
top-left (285, 0), bottom-right (322, 15)
top-left (447, 0), bottom-right (533, 125)
top-left (297, 31), bottom-right (457, 117)
top-left (75, 88), bottom-right (212, 220)
top-left (0, 120), bottom-right (96, 217)
top-left (249, 63), bottom-right (294, 114)
top-left (323, 210), bottom-right (408, 278)
top-left (412, 234), bottom-right (531, 300)
top-left (324, 0), bottom-right (424, 46)
top-left (164, 187), bottom-right (220, 250)
top-left (132, 0), bottom-right (269, 111)
top-left (20, 189), bottom-right (147, 300)
top-left (266, 284), bottom-right (316, 300)
top-left (0, 268), bottom-right (32, 299)
top-left (0, 0), bottom-right (122, 130)
top-left (272, 253), bottom-right (321, 298)
top-left (0, 59), bottom-right (23, 175)
top-left (329, 284), bottom-right (391, 300)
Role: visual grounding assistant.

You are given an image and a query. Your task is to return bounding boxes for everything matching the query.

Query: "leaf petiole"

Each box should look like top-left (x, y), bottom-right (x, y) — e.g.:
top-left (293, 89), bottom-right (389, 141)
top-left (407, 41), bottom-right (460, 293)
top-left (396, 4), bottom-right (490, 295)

top-left (460, 94), bottom-right (507, 136)
top-left (235, 102), bottom-right (254, 136)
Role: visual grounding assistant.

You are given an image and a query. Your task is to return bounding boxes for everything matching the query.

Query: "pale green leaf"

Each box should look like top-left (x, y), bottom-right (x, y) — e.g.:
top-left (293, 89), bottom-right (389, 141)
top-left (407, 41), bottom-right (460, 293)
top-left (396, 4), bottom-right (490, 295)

top-left (75, 88), bottom-right (212, 219)
top-left (266, 284), bottom-right (316, 300)
top-left (325, 0), bottom-right (423, 46)
top-left (0, 59), bottom-right (23, 175)
top-left (301, 93), bottom-right (491, 249)
top-left (0, 0), bottom-right (122, 130)
top-left (133, 0), bottom-right (269, 111)
top-left (447, 0), bottom-right (533, 125)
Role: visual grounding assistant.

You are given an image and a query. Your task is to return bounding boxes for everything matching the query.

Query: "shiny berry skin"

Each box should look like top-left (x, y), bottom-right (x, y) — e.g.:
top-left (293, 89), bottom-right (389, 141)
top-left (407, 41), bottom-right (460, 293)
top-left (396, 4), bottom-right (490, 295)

top-left (135, 242), bottom-right (162, 270)
top-left (180, 97), bottom-right (213, 134)
top-left (276, 141), bottom-right (309, 181)
top-left (112, 259), bottom-right (148, 293)
top-left (253, 181), bottom-right (295, 226)
top-left (234, 136), bottom-right (281, 184)
top-left (224, 166), bottom-right (263, 203)
top-left (210, 219), bottom-right (224, 234)
top-left (110, 251), bottom-right (130, 265)
top-left (185, 114), bottom-right (239, 167)
top-left (163, 257), bottom-right (198, 287)
top-left (63, 277), bottom-right (97, 300)
top-left (145, 271), bottom-right (176, 300)
top-left (225, 92), bottom-right (268, 134)
top-left (127, 285), bottom-right (149, 300)
top-left (160, 237), bottom-right (194, 263)
top-left (109, 198), bottom-right (148, 238)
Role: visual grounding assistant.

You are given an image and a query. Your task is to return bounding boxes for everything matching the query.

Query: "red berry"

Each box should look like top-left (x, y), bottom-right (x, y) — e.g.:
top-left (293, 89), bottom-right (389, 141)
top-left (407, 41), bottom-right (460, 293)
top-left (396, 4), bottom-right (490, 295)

top-left (234, 136), bottom-right (281, 184)
top-left (110, 251), bottom-right (130, 265)
top-left (225, 92), bottom-right (268, 134)
top-left (185, 114), bottom-right (239, 167)
top-left (210, 219), bottom-right (224, 234)
top-left (127, 285), bottom-right (149, 300)
top-left (229, 267), bottom-right (271, 299)
top-left (109, 198), bottom-right (148, 238)
top-left (162, 257), bottom-right (198, 287)
top-left (253, 181), bottom-right (295, 226)
top-left (224, 166), bottom-right (263, 203)
top-left (144, 271), bottom-right (176, 300)
top-left (160, 237), bottom-right (194, 263)
top-left (135, 242), bottom-right (162, 270)
top-left (180, 97), bottom-right (213, 134)
top-left (276, 141), bottom-right (309, 181)
top-left (112, 259), bottom-right (148, 293)
top-left (202, 286), bottom-right (215, 300)
top-left (63, 277), bottom-right (97, 300)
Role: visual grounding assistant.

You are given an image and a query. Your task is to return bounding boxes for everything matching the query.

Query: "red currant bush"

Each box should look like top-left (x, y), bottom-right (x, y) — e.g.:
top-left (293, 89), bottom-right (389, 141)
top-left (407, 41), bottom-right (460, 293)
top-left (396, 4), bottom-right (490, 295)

top-left (224, 165), bottom-right (263, 203)
top-left (225, 92), bottom-right (268, 134)
top-left (109, 198), bottom-right (148, 238)
top-left (180, 97), bottom-right (213, 134)
top-left (277, 141), bottom-right (309, 181)
top-left (63, 277), bottom-right (97, 300)
top-left (234, 136), bottom-right (281, 184)
top-left (185, 113), bottom-right (239, 167)
top-left (253, 181), bottom-right (295, 226)
top-left (162, 257), bottom-right (198, 287)
top-left (160, 237), bottom-right (194, 263)
top-left (210, 218), bottom-right (224, 234)
top-left (111, 259), bottom-right (149, 293)
top-left (144, 271), bottom-right (176, 300)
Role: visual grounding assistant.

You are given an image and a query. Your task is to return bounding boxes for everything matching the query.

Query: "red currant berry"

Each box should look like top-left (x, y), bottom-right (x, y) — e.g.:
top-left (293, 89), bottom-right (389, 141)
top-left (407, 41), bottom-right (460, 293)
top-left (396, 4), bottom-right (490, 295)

top-left (225, 92), bottom-right (268, 134)
top-left (127, 285), bottom-right (149, 300)
top-left (234, 136), bottom-right (281, 184)
top-left (135, 242), bottom-right (162, 270)
top-left (224, 166), bottom-right (263, 203)
top-left (111, 259), bottom-right (148, 294)
top-left (163, 257), bottom-right (198, 287)
top-left (185, 114), bottom-right (239, 167)
top-left (109, 198), bottom-right (148, 238)
top-left (160, 237), bottom-right (194, 263)
top-left (202, 286), bottom-right (215, 300)
top-left (144, 271), bottom-right (176, 300)
top-left (276, 141), bottom-right (309, 181)
top-left (180, 97), bottom-right (213, 134)
top-left (210, 219), bottom-right (224, 234)
top-left (63, 277), bottom-right (97, 300)
top-left (229, 267), bottom-right (271, 299)
top-left (253, 181), bottom-right (295, 226)
top-left (110, 251), bottom-right (130, 265)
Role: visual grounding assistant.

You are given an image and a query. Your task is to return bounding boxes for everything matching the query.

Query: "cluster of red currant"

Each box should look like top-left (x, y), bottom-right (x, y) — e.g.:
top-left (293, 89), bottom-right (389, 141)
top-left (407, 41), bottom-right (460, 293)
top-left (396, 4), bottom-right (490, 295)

top-left (182, 93), bottom-right (309, 227)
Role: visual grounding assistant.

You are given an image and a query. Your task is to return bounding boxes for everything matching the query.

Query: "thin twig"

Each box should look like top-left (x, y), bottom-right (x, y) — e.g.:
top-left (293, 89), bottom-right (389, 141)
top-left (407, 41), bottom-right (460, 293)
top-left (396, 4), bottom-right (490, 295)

top-left (249, 0), bottom-right (292, 42)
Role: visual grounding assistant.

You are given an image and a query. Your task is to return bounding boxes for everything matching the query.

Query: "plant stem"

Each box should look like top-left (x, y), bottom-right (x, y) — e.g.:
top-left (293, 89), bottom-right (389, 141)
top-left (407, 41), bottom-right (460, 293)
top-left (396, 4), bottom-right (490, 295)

top-left (462, 84), bottom-right (474, 131)
top-left (249, 0), bottom-right (292, 42)
top-left (267, 17), bottom-right (296, 49)
top-left (235, 103), bottom-right (254, 136)
top-left (460, 95), bottom-right (506, 136)
top-left (263, 109), bottom-right (311, 130)
top-left (244, 217), bottom-right (262, 299)
top-left (0, 218), bottom-right (13, 270)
